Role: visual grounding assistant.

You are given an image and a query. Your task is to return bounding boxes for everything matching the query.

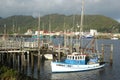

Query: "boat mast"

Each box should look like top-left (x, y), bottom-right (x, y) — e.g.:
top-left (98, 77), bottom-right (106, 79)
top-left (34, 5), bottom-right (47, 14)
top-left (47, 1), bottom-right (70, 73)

top-left (80, 0), bottom-right (85, 53)
top-left (80, 0), bottom-right (85, 31)
top-left (38, 15), bottom-right (41, 55)
top-left (37, 15), bottom-right (41, 71)
top-left (64, 17), bottom-right (67, 49)
top-left (49, 15), bottom-right (52, 43)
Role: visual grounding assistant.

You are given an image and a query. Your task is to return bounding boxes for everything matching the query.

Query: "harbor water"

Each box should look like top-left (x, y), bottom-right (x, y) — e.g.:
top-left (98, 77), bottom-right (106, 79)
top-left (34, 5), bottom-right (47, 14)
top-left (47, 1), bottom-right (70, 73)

top-left (1, 38), bottom-right (120, 80)
top-left (38, 39), bottom-right (120, 80)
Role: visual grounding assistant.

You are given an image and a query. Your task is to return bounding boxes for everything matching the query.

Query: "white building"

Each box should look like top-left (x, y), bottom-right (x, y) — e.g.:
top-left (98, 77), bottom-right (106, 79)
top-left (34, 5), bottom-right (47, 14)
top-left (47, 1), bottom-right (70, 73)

top-left (35, 30), bottom-right (44, 35)
top-left (90, 29), bottom-right (97, 36)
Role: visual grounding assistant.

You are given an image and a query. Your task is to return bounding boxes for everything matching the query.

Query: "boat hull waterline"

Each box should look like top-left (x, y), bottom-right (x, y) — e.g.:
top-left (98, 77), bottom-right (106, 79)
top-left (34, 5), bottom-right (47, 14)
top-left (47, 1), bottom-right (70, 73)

top-left (51, 62), bottom-right (105, 73)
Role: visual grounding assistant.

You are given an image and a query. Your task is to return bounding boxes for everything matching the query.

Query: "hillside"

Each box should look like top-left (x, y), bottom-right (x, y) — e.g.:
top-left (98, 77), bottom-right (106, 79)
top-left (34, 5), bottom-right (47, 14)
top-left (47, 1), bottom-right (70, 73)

top-left (0, 14), bottom-right (119, 34)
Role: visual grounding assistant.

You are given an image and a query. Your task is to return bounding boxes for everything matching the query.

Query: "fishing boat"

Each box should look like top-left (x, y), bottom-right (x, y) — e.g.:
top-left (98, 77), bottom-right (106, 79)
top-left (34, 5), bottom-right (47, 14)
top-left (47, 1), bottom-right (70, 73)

top-left (51, 0), bottom-right (105, 73)
top-left (51, 35), bottom-right (105, 73)
top-left (44, 54), bottom-right (53, 60)
top-left (51, 52), bottom-right (105, 72)
top-left (82, 34), bottom-right (94, 39)
top-left (111, 37), bottom-right (118, 40)
top-left (111, 34), bottom-right (118, 40)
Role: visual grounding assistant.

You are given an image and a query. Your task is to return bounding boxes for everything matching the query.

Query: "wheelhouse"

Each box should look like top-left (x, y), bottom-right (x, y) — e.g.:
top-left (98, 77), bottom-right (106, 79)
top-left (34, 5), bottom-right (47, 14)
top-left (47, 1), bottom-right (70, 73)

top-left (67, 54), bottom-right (86, 60)
top-left (64, 53), bottom-right (87, 65)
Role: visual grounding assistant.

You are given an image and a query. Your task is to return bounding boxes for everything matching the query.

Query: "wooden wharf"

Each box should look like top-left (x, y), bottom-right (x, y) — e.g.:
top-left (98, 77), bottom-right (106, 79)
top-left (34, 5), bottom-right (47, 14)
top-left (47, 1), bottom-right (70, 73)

top-left (0, 35), bottom-right (114, 79)
top-left (0, 38), bottom-right (54, 77)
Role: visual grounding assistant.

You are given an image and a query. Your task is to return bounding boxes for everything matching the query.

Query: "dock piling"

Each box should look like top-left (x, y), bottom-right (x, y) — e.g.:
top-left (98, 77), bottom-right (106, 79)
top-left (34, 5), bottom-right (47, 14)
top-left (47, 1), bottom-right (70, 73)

top-left (101, 44), bottom-right (104, 62)
top-left (110, 44), bottom-right (113, 65)
top-left (37, 51), bottom-right (40, 72)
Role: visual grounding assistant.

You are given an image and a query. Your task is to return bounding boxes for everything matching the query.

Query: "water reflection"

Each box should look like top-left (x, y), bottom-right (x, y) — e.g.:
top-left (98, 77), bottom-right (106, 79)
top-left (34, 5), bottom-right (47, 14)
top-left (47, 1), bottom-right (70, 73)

top-left (0, 39), bottom-right (120, 80)
top-left (53, 69), bottom-right (105, 80)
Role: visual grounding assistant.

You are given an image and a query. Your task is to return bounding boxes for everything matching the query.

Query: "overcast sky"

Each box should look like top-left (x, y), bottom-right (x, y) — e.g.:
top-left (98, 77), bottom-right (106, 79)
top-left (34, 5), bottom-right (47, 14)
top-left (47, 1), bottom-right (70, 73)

top-left (0, 0), bottom-right (120, 22)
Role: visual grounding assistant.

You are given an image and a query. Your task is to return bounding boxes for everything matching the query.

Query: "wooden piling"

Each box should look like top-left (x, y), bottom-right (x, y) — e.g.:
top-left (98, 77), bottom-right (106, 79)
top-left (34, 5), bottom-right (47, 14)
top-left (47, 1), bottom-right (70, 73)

top-left (31, 52), bottom-right (34, 73)
top-left (14, 53), bottom-right (17, 69)
top-left (10, 54), bottom-right (13, 68)
top-left (17, 54), bottom-right (20, 72)
top-left (12, 53), bottom-right (15, 69)
top-left (6, 52), bottom-right (8, 63)
top-left (58, 44), bottom-right (61, 61)
top-left (110, 44), bottom-right (113, 65)
top-left (38, 50), bottom-right (40, 72)
top-left (24, 53), bottom-right (27, 74)
top-left (37, 52), bottom-right (41, 80)
top-left (101, 44), bottom-right (104, 62)
top-left (0, 53), bottom-right (1, 62)
top-left (21, 52), bottom-right (24, 73)
top-left (15, 54), bottom-right (18, 69)
top-left (26, 51), bottom-right (30, 75)
top-left (15, 53), bottom-right (18, 69)
top-left (1, 53), bottom-right (3, 64)
top-left (27, 51), bottom-right (30, 67)
top-left (7, 53), bottom-right (10, 67)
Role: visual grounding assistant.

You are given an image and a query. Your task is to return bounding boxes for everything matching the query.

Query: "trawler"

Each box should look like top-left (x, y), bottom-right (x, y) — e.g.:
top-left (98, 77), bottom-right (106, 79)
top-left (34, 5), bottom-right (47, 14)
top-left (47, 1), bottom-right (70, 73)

top-left (51, 0), bottom-right (105, 73)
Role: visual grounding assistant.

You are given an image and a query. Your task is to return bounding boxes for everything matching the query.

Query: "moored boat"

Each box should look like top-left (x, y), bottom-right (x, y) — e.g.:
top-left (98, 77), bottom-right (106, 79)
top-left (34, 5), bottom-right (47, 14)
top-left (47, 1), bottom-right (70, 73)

top-left (44, 54), bottom-right (53, 60)
top-left (111, 35), bottom-right (118, 40)
top-left (51, 52), bottom-right (105, 72)
top-left (51, 0), bottom-right (105, 73)
top-left (111, 37), bottom-right (118, 40)
top-left (111, 34), bottom-right (119, 40)
top-left (82, 34), bottom-right (94, 39)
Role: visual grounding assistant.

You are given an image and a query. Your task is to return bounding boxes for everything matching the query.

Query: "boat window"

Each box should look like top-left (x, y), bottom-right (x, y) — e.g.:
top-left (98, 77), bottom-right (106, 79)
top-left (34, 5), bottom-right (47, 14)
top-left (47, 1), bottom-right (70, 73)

top-left (83, 56), bottom-right (84, 59)
top-left (77, 56), bottom-right (79, 60)
top-left (73, 56), bottom-right (74, 60)
top-left (83, 56), bottom-right (85, 59)
top-left (56, 64), bottom-right (65, 66)
top-left (78, 56), bottom-right (79, 60)
top-left (69, 56), bottom-right (71, 59)
top-left (82, 56), bottom-right (84, 59)
top-left (67, 56), bottom-right (69, 59)
top-left (80, 56), bottom-right (82, 59)
top-left (75, 56), bottom-right (77, 60)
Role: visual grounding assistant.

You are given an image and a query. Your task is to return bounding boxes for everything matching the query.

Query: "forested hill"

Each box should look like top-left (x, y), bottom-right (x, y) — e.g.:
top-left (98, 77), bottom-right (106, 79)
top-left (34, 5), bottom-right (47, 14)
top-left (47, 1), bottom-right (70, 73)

top-left (0, 14), bottom-right (119, 34)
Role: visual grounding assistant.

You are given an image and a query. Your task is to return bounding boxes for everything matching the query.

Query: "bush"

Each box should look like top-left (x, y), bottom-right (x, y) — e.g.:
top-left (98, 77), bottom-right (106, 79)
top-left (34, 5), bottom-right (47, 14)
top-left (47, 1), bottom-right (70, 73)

top-left (0, 66), bottom-right (18, 80)
top-left (0, 66), bottom-right (37, 80)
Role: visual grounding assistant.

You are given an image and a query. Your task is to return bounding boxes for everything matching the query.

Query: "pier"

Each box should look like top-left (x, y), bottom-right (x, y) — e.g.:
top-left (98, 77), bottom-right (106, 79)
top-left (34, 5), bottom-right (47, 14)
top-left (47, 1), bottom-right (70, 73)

top-left (0, 34), bottom-right (114, 79)
top-left (0, 35), bottom-right (54, 78)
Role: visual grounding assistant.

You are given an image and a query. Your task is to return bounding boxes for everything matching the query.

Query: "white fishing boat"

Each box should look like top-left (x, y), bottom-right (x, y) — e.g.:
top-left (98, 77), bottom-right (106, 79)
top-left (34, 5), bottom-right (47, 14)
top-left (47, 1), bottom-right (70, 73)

top-left (44, 54), bottom-right (53, 60)
top-left (111, 37), bottom-right (118, 40)
top-left (51, 52), bottom-right (105, 72)
top-left (51, 0), bottom-right (105, 73)
top-left (82, 34), bottom-right (94, 39)
top-left (111, 34), bottom-right (118, 40)
top-left (51, 36), bottom-right (105, 72)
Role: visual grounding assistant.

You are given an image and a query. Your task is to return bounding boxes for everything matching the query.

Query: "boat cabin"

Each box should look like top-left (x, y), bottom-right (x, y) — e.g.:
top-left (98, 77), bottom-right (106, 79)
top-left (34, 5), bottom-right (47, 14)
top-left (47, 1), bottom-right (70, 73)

top-left (64, 53), bottom-right (87, 65)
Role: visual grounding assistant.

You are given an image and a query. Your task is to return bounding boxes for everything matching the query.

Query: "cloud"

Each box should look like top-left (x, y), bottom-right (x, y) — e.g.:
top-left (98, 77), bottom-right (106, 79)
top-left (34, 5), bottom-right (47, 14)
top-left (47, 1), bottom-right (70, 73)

top-left (0, 0), bottom-right (120, 21)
